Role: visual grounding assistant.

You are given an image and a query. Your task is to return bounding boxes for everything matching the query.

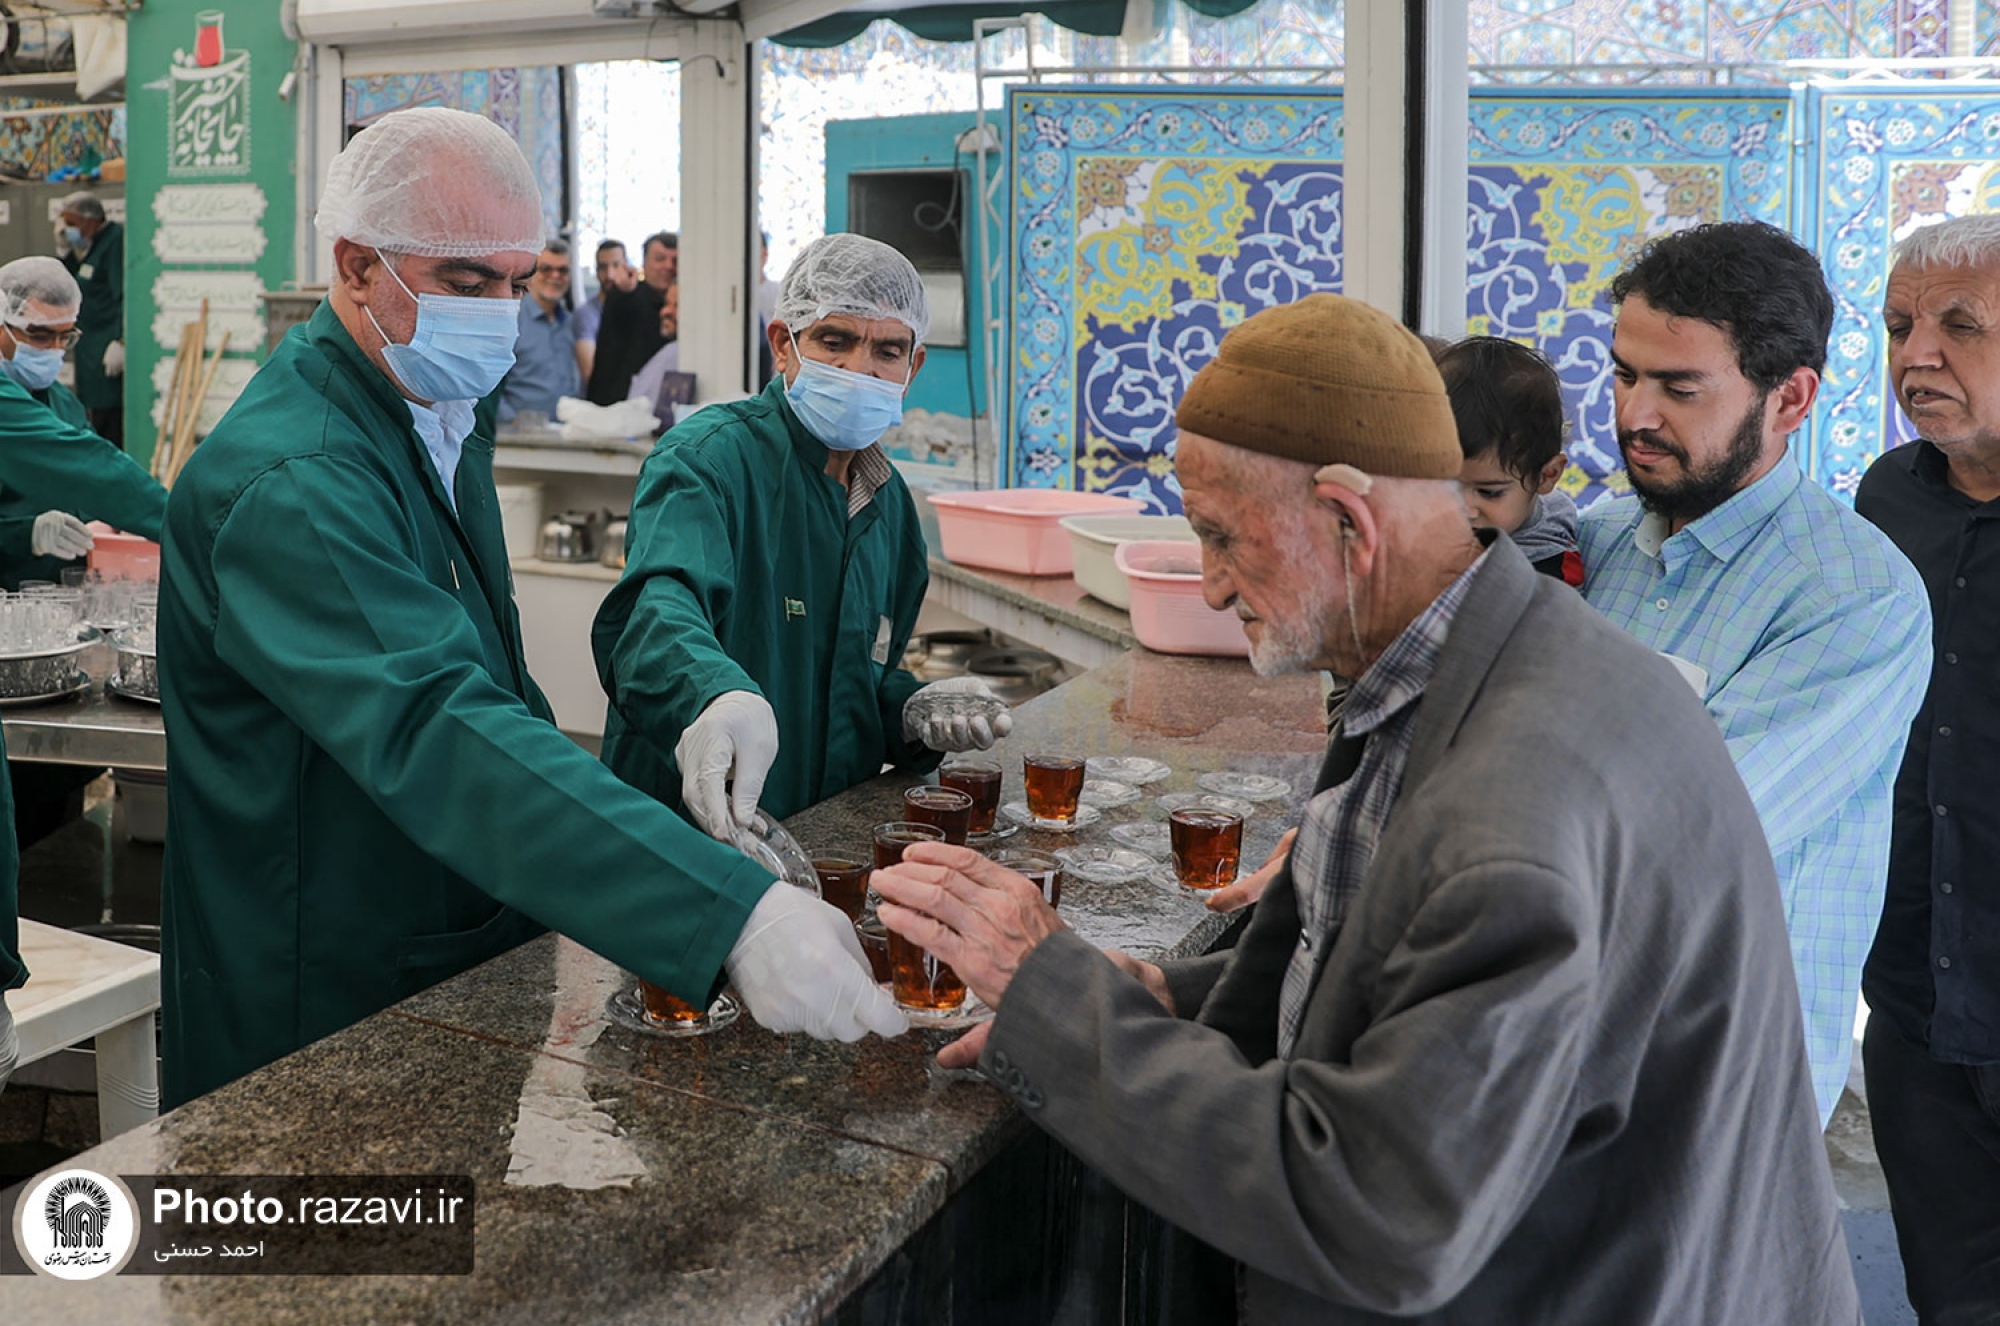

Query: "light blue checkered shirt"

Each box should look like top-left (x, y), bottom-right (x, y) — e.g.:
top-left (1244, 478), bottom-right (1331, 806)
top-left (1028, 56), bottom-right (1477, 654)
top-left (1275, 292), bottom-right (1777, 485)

top-left (1579, 459), bottom-right (1932, 1126)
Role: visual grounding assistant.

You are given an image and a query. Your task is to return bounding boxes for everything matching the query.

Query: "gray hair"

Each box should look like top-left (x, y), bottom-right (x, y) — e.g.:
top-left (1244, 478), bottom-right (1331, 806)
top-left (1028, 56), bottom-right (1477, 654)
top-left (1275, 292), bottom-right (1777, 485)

top-left (1893, 213), bottom-right (2000, 272)
top-left (542, 237), bottom-right (570, 257)
top-left (58, 191), bottom-right (105, 221)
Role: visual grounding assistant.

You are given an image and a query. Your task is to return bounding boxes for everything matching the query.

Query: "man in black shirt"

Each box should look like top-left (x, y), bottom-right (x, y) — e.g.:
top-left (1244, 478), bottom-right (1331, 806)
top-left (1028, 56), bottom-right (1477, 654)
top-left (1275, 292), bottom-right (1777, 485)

top-left (1855, 211), bottom-right (2000, 1325)
top-left (586, 230), bottom-right (676, 405)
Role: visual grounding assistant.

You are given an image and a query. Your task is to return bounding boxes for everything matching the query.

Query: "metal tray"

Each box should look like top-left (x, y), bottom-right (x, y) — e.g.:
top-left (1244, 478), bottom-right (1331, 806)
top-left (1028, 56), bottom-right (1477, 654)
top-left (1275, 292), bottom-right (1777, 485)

top-left (0, 675), bottom-right (88, 708)
top-left (108, 676), bottom-right (161, 705)
top-left (0, 641), bottom-right (89, 703)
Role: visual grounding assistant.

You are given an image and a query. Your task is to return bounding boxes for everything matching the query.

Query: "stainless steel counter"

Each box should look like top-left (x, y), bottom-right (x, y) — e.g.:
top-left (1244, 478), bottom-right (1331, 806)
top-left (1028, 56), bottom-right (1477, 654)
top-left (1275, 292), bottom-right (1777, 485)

top-left (924, 556), bottom-right (1138, 670)
top-left (2, 690), bottom-right (166, 772)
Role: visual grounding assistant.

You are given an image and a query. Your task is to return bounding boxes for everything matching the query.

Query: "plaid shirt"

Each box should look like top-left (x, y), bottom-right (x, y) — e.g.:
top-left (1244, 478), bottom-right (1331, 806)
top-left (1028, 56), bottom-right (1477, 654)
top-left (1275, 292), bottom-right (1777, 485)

top-left (1579, 460), bottom-right (1932, 1124)
top-left (846, 443), bottom-right (892, 519)
top-left (1278, 552), bottom-right (1487, 1059)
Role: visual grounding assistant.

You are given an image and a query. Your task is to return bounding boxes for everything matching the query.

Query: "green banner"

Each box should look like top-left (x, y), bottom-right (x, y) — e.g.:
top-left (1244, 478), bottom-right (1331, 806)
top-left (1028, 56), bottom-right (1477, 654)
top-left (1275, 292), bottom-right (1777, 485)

top-left (123, 2), bottom-right (298, 471)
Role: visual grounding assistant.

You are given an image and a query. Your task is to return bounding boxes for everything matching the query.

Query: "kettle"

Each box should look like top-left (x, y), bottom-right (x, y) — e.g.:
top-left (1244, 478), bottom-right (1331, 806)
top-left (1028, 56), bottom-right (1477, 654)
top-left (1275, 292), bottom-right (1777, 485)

top-left (600, 515), bottom-right (629, 570)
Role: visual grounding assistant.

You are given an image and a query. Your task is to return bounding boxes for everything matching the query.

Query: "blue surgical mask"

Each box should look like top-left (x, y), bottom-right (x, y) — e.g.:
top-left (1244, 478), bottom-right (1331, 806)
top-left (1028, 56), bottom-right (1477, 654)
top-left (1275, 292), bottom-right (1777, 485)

top-left (1, 342), bottom-right (64, 392)
top-left (61, 226), bottom-right (84, 249)
top-left (784, 335), bottom-right (909, 451)
top-left (364, 250), bottom-right (520, 404)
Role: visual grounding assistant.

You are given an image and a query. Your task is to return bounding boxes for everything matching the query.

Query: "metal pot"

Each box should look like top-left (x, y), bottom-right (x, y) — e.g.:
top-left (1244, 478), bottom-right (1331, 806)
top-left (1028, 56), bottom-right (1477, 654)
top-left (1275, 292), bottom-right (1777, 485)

top-left (538, 509), bottom-right (607, 563)
top-left (902, 629), bottom-right (993, 682)
top-left (599, 515), bottom-right (629, 570)
top-left (966, 646), bottom-right (1061, 705)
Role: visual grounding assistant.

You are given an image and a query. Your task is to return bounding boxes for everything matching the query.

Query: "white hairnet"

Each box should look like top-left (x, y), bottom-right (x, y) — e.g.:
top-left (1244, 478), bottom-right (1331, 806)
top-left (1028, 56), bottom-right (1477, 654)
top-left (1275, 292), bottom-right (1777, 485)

top-left (775, 233), bottom-right (930, 344)
top-left (0, 256), bottom-right (80, 326)
top-left (315, 107), bottom-right (543, 259)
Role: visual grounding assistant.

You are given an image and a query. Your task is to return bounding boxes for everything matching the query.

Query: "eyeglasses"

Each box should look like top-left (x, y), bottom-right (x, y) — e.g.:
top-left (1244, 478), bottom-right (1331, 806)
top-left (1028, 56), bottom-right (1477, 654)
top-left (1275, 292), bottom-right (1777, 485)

top-left (536, 264), bottom-right (572, 278)
top-left (11, 325), bottom-right (80, 350)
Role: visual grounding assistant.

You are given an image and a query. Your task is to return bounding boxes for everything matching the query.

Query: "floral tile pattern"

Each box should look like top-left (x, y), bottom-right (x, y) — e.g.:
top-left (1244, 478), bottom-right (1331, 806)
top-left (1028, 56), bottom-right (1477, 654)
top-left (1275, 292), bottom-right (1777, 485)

top-left (1465, 91), bottom-right (1796, 507)
top-left (0, 101), bottom-right (122, 180)
top-left (344, 69), bottom-right (566, 241)
top-left (1810, 88), bottom-right (2000, 499)
top-left (1009, 88), bottom-right (1343, 508)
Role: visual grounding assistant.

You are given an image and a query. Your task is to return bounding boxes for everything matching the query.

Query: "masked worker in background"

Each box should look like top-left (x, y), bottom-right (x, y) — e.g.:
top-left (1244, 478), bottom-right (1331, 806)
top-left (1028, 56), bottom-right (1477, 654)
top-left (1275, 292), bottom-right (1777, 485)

top-left (0, 256), bottom-right (165, 590)
top-left (0, 256), bottom-right (168, 848)
top-left (157, 108), bottom-right (903, 1108)
top-left (593, 233), bottom-right (1009, 839)
top-left (0, 252), bottom-right (178, 1096)
top-left (55, 190), bottom-right (125, 447)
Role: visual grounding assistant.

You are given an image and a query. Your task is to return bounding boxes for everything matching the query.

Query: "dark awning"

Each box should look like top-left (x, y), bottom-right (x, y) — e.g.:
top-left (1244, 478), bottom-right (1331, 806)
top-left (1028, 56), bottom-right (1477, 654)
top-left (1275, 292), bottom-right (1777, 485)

top-left (772, 0), bottom-right (1257, 49)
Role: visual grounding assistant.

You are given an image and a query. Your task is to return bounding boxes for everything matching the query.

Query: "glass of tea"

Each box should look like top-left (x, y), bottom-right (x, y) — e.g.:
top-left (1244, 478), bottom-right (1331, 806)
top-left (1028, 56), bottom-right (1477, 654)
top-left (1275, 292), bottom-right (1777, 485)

top-left (856, 913), bottom-right (892, 983)
top-left (903, 785), bottom-right (974, 844)
top-left (622, 980), bottom-right (740, 1037)
top-left (1168, 808), bottom-right (1244, 892)
top-left (991, 848), bottom-right (1063, 909)
top-left (888, 927), bottom-right (967, 1018)
top-left (939, 757), bottom-right (1003, 835)
top-left (1023, 754), bottom-right (1086, 827)
top-left (812, 855), bottom-right (871, 923)
top-left (874, 820), bottom-right (946, 871)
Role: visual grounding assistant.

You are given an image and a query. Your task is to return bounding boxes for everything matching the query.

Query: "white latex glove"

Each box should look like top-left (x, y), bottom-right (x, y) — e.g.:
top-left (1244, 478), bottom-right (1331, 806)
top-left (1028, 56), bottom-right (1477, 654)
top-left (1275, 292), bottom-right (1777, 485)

top-left (31, 510), bottom-right (92, 559)
top-left (102, 339), bottom-right (125, 376)
top-left (725, 882), bottom-right (908, 1041)
top-left (674, 690), bottom-right (779, 839)
top-left (902, 675), bottom-right (1014, 752)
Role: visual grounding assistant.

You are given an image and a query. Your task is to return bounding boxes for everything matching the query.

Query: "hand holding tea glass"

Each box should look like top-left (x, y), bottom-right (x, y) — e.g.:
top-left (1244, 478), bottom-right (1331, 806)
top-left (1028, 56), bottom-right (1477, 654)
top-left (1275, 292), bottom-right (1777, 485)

top-left (876, 840), bottom-right (1179, 1068)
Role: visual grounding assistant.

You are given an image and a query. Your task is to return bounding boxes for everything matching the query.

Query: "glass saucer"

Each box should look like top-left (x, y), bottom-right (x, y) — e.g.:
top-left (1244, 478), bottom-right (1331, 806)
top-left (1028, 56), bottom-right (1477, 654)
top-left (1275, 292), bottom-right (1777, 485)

top-left (1085, 755), bottom-right (1171, 786)
top-left (1145, 863), bottom-right (1243, 899)
top-left (608, 986), bottom-right (741, 1038)
top-left (1196, 771), bottom-right (1294, 802)
top-left (893, 988), bottom-right (996, 1030)
top-left (1000, 801), bottom-right (1103, 833)
top-left (904, 689), bottom-right (1010, 732)
top-left (1078, 778), bottom-right (1142, 808)
top-left (966, 821), bottom-right (1020, 846)
top-left (1109, 821), bottom-right (1171, 856)
top-left (1054, 845), bottom-right (1154, 884)
top-left (1156, 791), bottom-right (1254, 818)
top-left (728, 812), bottom-right (821, 894)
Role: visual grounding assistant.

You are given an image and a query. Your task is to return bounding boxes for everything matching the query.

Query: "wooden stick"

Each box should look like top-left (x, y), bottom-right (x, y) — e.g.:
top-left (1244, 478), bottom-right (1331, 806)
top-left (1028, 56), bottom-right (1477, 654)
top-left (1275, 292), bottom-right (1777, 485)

top-left (152, 320), bottom-right (199, 481)
top-left (167, 330), bottom-right (229, 487)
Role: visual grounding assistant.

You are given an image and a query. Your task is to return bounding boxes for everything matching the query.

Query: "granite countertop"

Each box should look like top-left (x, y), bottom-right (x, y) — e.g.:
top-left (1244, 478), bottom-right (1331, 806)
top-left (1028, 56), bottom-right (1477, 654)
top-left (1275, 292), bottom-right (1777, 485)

top-left (925, 556), bottom-right (1137, 651)
top-left (0, 652), bottom-right (1327, 1322)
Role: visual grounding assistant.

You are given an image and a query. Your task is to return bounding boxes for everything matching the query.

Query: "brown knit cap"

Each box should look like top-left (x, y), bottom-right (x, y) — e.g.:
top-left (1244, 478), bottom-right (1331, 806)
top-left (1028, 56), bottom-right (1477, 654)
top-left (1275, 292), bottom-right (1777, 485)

top-left (1175, 293), bottom-right (1462, 478)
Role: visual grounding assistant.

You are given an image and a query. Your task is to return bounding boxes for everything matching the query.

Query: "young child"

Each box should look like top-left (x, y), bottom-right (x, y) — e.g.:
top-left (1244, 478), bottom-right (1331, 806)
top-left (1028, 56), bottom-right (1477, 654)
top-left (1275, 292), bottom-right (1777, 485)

top-left (1434, 335), bottom-right (1583, 587)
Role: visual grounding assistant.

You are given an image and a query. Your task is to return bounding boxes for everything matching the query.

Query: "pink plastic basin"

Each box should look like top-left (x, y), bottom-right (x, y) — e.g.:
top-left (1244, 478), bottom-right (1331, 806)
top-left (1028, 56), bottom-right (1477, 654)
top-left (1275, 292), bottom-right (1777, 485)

top-left (87, 525), bottom-right (160, 581)
top-left (927, 489), bottom-right (1144, 576)
top-left (1114, 539), bottom-right (1249, 658)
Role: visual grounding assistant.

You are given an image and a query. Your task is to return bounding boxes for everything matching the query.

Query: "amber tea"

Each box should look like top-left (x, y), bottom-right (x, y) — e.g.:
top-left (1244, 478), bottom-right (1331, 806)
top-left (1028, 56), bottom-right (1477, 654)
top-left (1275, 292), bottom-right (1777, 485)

top-left (1168, 808), bottom-right (1244, 891)
top-left (873, 820), bottom-right (945, 871)
top-left (903, 785), bottom-right (974, 844)
top-left (939, 759), bottom-right (1003, 834)
top-left (813, 856), bottom-right (871, 923)
top-left (1023, 754), bottom-right (1086, 824)
top-left (888, 928), bottom-right (967, 1013)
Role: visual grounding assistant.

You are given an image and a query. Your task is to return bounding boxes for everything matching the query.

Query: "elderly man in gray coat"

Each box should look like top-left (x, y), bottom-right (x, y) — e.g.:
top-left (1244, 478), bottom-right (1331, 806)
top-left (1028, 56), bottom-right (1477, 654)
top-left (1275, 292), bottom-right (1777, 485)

top-left (875, 293), bottom-right (1860, 1324)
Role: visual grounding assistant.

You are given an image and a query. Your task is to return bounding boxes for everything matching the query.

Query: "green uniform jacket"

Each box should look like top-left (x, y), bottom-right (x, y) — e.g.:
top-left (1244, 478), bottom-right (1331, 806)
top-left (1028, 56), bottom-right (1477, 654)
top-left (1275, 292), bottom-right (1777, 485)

top-left (0, 378), bottom-right (170, 992)
top-left (0, 378), bottom-right (166, 589)
top-left (158, 302), bottom-right (772, 1106)
top-left (64, 221), bottom-right (124, 411)
top-left (593, 377), bottom-right (934, 824)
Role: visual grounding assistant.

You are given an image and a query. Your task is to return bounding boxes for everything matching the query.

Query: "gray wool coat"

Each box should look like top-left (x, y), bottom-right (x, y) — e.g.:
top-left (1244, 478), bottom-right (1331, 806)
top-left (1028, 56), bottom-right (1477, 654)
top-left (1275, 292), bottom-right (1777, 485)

top-left (982, 538), bottom-right (1861, 1325)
